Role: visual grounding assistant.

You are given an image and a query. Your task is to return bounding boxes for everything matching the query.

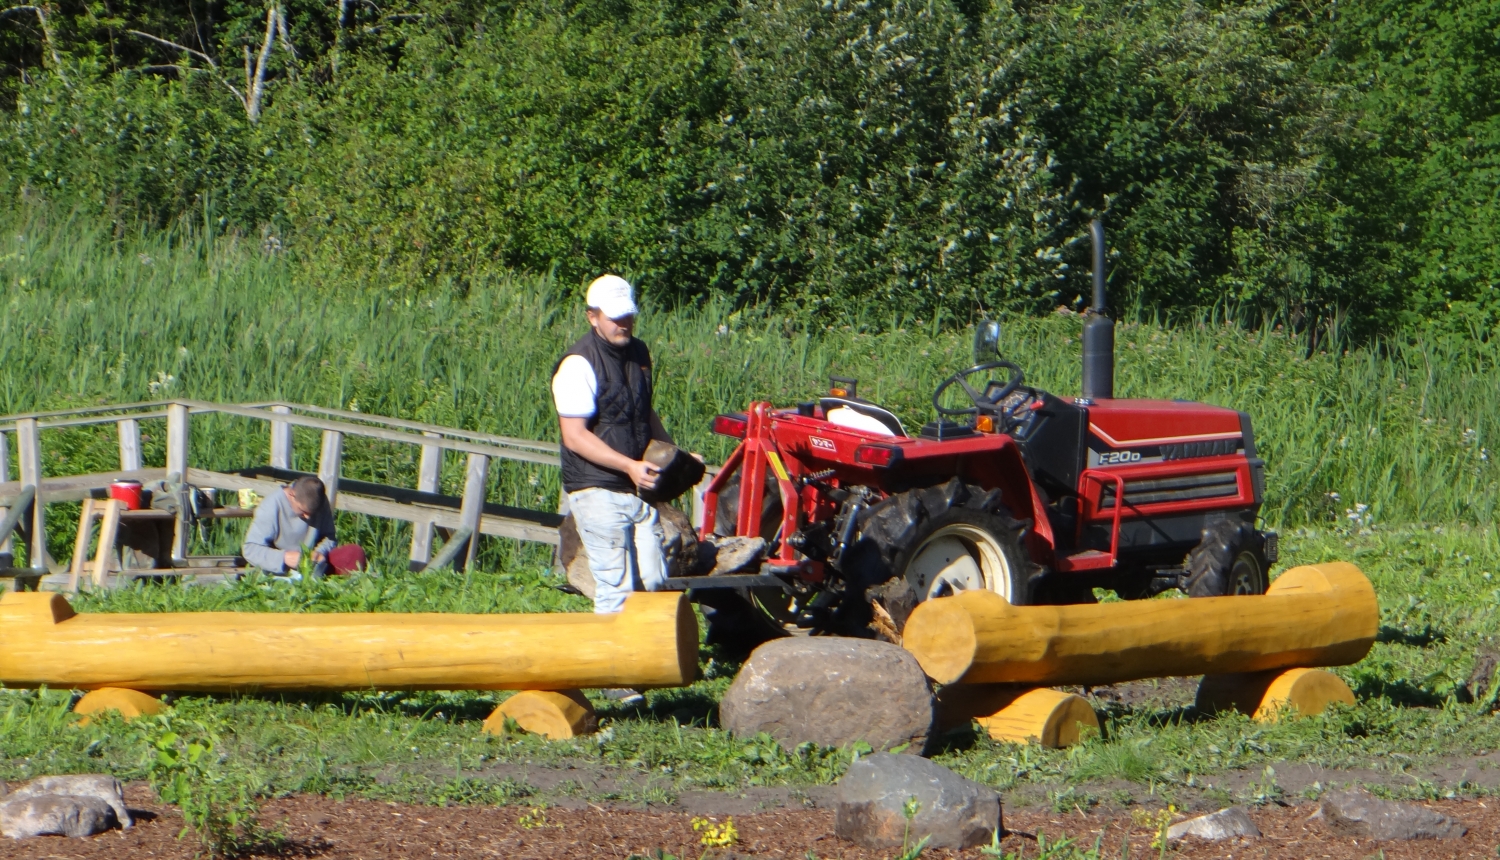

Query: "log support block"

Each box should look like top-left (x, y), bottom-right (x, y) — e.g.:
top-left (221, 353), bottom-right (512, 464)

top-left (74, 687), bottom-right (164, 724)
top-left (1196, 667), bottom-right (1355, 722)
top-left (937, 685), bottom-right (1098, 748)
top-left (484, 690), bottom-right (596, 739)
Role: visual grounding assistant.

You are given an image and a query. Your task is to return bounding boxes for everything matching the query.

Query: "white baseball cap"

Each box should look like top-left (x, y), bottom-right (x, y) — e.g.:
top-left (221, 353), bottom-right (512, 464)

top-left (586, 274), bottom-right (638, 320)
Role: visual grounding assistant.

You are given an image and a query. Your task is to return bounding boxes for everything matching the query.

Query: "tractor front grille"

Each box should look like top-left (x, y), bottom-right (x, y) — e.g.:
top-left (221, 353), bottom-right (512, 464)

top-left (1099, 471), bottom-right (1240, 510)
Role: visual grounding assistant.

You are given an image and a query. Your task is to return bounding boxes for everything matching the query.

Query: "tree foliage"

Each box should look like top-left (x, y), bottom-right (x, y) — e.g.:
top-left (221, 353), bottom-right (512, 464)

top-left (1, 0), bottom-right (1497, 336)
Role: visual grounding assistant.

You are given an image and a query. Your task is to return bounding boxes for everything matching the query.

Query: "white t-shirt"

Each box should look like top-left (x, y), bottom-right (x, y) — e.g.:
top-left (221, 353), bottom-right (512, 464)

top-left (552, 355), bottom-right (600, 418)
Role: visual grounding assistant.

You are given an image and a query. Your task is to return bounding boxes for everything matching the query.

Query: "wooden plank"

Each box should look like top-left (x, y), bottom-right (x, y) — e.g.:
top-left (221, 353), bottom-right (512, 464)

top-left (318, 430), bottom-right (344, 509)
top-left (187, 468), bottom-right (561, 546)
top-left (69, 498), bottom-right (97, 593)
top-left (117, 419), bottom-right (142, 472)
top-left (458, 453), bottom-right (489, 571)
top-left (174, 400), bottom-right (559, 466)
top-left (93, 499), bottom-right (122, 588)
top-left (269, 405), bottom-right (293, 469)
top-left (0, 469), bottom-right (167, 506)
top-left (16, 417), bottom-right (43, 570)
top-left (426, 528), bottom-right (473, 571)
top-left (165, 403), bottom-right (189, 481)
top-left (0, 485), bottom-right (36, 549)
top-left (0, 430), bottom-right (11, 564)
top-left (409, 432), bottom-right (442, 571)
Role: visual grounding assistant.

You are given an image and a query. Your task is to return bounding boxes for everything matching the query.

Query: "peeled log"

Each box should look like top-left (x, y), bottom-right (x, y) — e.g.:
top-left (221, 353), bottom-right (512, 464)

top-left (904, 563), bottom-right (1377, 687)
top-left (0, 591), bottom-right (697, 693)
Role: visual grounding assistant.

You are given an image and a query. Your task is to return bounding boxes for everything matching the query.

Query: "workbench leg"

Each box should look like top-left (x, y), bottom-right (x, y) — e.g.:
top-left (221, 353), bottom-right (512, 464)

top-left (69, 499), bottom-right (97, 593)
top-left (93, 499), bottom-right (122, 588)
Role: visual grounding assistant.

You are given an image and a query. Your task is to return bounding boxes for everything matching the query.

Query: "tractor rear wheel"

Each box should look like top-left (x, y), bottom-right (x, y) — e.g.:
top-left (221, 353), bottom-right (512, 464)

top-left (1184, 519), bottom-right (1269, 597)
top-left (848, 478), bottom-right (1035, 636)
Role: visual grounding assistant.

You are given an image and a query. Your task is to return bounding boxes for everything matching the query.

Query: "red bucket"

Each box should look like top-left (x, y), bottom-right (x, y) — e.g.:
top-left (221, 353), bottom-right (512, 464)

top-left (108, 480), bottom-right (144, 510)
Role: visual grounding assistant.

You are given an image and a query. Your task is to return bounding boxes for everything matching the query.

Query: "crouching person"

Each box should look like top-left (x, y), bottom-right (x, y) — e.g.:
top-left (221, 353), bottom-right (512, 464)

top-left (242, 476), bottom-right (366, 577)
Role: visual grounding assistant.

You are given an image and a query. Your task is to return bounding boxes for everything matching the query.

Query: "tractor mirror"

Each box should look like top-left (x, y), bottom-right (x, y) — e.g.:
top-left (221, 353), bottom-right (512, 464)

top-left (973, 320), bottom-right (1001, 362)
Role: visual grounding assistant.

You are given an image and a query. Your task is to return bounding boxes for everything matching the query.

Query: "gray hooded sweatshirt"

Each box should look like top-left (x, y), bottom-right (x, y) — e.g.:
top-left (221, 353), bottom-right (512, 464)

top-left (241, 490), bottom-right (336, 573)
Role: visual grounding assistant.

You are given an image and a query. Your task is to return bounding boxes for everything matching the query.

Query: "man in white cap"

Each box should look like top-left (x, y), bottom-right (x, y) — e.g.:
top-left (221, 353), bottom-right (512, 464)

top-left (552, 274), bottom-right (676, 614)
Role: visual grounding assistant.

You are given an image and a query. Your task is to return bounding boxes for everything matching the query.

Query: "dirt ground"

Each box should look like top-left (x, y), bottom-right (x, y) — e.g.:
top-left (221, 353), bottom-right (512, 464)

top-left (1, 783), bottom-right (1498, 860)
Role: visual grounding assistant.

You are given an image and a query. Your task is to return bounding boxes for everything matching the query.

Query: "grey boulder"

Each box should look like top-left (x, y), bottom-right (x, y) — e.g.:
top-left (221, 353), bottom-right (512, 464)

top-left (1311, 790), bottom-right (1466, 840)
top-left (836, 753), bottom-right (1001, 850)
top-left (0, 795), bottom-right (118, 839)
top-left (2, 774), bottom-right (131, 829)
top-left (719, 637), bottom-right (933, 753)
top-left (1167, 807), bottom-right (1261, 841)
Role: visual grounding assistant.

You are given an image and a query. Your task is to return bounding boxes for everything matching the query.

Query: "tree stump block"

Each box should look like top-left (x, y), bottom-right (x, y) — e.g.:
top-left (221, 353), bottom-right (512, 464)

top-left (937, 686), bottom-right (1097, 748)
top-left (73, 688), bottom-right (163, 724)
top-left (483, 690), bottom-right (597, 739)
top-left (1197, 667), bottom-right (1354, 721)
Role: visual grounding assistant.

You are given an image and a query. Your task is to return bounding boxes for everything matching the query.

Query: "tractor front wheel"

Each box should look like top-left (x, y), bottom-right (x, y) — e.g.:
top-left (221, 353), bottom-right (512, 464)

top-left (1184, 519), bottom-right (1270, 597)
top-left (848, 479), bottom-right (1035, 635)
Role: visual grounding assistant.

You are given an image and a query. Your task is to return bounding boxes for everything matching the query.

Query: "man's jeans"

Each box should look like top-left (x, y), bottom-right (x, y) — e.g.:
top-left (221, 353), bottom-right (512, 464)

top-left (567, 487), bottom-right (667, 614)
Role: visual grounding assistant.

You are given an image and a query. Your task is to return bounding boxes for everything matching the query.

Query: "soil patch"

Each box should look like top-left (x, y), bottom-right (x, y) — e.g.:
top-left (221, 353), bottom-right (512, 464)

top-left (1, 785), bottom-right (1499, 859)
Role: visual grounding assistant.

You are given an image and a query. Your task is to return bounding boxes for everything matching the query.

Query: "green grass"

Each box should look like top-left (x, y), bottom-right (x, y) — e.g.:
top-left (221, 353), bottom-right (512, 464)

top-left (5, 203), bottom-right (1500, 818)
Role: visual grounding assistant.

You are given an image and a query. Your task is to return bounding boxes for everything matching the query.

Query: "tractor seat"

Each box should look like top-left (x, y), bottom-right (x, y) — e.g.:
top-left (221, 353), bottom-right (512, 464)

top-left (820, 397), bottom-right (907, 437)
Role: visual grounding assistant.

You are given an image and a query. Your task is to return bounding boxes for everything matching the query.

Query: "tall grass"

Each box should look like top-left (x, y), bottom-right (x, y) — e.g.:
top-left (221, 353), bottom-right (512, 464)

top-left (2, 204), bottom-right (1497, 566)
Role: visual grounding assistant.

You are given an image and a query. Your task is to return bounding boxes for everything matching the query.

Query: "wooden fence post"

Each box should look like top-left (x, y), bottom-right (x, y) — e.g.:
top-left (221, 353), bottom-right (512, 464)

top-left (458, 453), bottom-right (489, 571)
top-left (165, 404), bottom-right (189, 480)
top-left (319, 430), bottom-right (344, 509)
top-left (408, 432), bottom-right (442, 571)
top-left (269, 405), bottom-right (293, 469)
top-left (165, 404), bottom-right (190, 561)
top-left (0, 430), bottom-right (10, 566)
top-left (16, 417), bottom-right (44, 571)
top-left (117, 418), bottom-right (142, 472)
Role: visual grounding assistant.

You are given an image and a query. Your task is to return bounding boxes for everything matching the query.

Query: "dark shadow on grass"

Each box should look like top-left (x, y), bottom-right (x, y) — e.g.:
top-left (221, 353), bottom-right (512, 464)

top-left (1376, 624), bottom-right (1446, 647)
top-left (1352, 677), bottom-right (1448, 708)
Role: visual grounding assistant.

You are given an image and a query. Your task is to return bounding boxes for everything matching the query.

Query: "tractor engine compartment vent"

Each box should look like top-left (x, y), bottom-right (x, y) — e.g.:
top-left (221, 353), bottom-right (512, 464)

top-left (1099, 471), bottom-right (1239, 509)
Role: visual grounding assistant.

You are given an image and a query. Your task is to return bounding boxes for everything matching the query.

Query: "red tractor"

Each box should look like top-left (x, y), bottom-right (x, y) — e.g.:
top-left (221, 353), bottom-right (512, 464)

top-left (678, 222), bottom-right (1276, 642)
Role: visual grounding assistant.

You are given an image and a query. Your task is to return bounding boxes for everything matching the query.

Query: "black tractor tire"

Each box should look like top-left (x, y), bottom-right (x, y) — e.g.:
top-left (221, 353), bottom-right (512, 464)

top-left (845, 478), bottom-right (1036, 634)
top-left (1184, 518), bottom-right (1270, 597)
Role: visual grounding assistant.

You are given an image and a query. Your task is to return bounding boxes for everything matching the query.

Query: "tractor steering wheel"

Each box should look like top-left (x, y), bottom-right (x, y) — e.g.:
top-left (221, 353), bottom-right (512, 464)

top-left (932, 360), bottom-right (1025, 417)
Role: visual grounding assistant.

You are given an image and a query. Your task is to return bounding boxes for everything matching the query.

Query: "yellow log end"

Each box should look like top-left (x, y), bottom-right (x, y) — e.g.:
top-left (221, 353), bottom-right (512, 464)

top-left (74, 687), bottom-right (163, 725)
top-left (484, 690), bottom-right (597, 739)
top-left (1197, 667), bottom-right (1355, 722)
top-left (973, 688), bottom-right (1099, 749)
top-left (901, 592), bottom-right (982, 685)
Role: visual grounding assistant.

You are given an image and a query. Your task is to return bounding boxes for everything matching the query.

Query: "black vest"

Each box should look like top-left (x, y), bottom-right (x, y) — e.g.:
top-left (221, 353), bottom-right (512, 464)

top-left (556, 331), bottom-right (654, 494)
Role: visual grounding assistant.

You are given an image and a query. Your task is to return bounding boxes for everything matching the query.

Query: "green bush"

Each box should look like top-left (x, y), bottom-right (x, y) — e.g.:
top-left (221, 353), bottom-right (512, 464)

top-left (2, 0), bottom-right (1499, 335)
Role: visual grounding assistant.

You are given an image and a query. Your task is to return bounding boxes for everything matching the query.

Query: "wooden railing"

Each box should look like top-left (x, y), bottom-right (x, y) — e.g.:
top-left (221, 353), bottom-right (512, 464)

top-left (0, 400), bottom-right (571, 579)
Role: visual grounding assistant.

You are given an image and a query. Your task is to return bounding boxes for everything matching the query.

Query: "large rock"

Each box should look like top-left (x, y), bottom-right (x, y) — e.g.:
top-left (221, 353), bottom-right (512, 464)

top-left (720, 638), bottom-right (933, 753)
top-left (1311, 790), bottom-right (1466, 840)
top-left (1167, 807), bottom-right (1261, 841)
top-left (0, 795), bottom-right (118, 839)
top-left (2, 775), bottom-right (131, 829)
top-left (835, 753), bottom-right (1001, 850)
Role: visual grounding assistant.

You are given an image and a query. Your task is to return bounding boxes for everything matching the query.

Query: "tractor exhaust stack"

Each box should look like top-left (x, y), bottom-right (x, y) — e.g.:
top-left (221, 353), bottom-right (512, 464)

top-left (1080, 219), bottom-right (1115, 401)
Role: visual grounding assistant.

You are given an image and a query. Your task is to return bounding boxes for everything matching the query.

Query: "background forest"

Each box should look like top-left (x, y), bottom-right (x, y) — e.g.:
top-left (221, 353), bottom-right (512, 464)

top-left (1, 0), bottom-right (1498, 340)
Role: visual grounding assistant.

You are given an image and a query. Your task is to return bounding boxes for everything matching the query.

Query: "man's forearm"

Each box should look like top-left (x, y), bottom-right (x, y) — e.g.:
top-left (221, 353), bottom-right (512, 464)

top-left (560, 420), bottom-right (641, 472)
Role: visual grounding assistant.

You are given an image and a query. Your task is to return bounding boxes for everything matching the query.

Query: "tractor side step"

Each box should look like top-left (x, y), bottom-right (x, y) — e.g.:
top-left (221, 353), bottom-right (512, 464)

top-left (1055, 550), bottom-right (1116, 572)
